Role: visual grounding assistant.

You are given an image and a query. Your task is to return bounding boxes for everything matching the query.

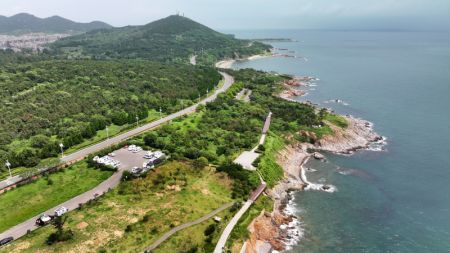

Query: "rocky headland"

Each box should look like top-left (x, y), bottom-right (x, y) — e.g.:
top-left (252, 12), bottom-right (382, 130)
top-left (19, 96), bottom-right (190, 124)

top-left (243, 77), bottom-right (384, 252)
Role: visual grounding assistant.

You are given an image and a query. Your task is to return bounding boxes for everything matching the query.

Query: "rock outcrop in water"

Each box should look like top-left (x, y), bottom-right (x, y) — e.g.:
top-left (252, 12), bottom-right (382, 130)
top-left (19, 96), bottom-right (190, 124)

top-left (316, 116), bottom-right (383, 154)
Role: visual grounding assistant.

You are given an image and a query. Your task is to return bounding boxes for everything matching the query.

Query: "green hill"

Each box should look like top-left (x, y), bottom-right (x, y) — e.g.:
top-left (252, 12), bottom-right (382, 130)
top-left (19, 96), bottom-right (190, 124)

top-left (0, 13), bottom-right (112, 34)
top-left (51, 15), bottom-right (271, 63)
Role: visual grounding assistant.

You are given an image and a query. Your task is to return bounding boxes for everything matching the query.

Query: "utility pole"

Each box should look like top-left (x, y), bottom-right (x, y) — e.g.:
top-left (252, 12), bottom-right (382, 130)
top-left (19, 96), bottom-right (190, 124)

top-left (5, 160), bottom-right (12, 178)
top-left (59, 143), bottom-right (64, 158)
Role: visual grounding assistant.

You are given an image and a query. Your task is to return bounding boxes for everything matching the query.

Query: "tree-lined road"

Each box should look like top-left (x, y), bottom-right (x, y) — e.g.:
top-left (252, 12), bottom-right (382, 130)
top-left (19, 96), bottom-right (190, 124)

top-left (61, 71), bottom-right (233, 164)
top-left (0, 72), bottom-right (234, 243)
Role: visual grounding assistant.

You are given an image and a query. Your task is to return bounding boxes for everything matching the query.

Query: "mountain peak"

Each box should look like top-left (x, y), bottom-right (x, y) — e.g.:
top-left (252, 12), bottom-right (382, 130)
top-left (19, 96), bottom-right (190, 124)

top-left (52, 15), bottom-right (271, 62)
top-left (0, 13), bottom-right (112, 34)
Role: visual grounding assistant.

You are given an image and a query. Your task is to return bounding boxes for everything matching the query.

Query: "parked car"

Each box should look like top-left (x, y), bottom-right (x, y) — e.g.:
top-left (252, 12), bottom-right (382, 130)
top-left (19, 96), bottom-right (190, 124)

top-left (55, 206), bottom-right (68, 217)
top-left (0, 237), bottom-right (13, 246)
top-left (132, 147), bottom-right (142, 153)
top-left (131, 167), bottom-right (143, 174)
top-left (143, 151), bottom-right (154, 159)
top-left (35, 214), bottom-right (52, 226)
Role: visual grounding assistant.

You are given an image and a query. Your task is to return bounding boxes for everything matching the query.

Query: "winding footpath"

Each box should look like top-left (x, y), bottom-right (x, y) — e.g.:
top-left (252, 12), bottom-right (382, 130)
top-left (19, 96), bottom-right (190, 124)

top-left (141, 202), bottom-right (234, 253)
top-left (0, 71), bottom-right (234, 243)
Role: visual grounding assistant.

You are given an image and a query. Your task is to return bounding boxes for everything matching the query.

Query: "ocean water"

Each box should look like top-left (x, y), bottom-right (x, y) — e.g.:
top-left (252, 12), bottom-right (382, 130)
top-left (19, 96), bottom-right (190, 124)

top-left (230, 30), bottom-right (450, 252)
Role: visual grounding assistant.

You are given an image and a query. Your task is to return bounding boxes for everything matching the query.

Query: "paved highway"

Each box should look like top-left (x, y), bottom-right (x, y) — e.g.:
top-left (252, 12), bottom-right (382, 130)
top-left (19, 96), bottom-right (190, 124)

top-left (0, 72), bottom-right (234, 243)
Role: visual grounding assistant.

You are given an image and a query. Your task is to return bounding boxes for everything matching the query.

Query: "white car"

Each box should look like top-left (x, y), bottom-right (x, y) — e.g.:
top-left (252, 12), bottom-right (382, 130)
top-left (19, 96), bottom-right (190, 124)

top-left (143, 151), bottom-right (154, 159)
top-left (153, 151), bottom-right (164, 158)
top-left (128, 145), bottom-right (136, 151)
top-left (55, 206), bottom-right (68, 217)
top-left (131, 167), bottom-right (142, 174)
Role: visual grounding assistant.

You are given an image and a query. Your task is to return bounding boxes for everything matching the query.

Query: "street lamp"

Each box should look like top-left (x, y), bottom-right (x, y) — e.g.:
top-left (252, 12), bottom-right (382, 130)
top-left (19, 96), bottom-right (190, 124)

top-left (159, 107), bottom-right (162, 119)
top-left (136, 116), bottom-right (139, 127)
top-left (5, 160), bottom-right (12, 178)
top-left (206, 88), bottom-right (209, 94)
top-left (59, 143), bottom-right (64, 158)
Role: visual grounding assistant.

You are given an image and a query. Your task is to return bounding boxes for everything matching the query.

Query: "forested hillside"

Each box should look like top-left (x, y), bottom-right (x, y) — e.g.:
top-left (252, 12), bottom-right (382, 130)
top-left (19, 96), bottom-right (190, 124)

top-left (0, 13), bottom-right (112, 34)
top-left (0, 60), bottom-right (220, 170)
top-left (50, 15), bottom-right (271, 62)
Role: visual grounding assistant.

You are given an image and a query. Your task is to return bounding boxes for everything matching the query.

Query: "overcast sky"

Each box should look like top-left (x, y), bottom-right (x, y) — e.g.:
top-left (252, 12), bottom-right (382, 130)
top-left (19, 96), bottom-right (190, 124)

top-left (1, 0), bottom-right (450, 31)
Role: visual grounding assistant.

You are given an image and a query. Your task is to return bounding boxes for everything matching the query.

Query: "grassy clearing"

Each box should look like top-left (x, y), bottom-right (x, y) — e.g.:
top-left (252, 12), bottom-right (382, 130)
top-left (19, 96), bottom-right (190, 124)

top-left (154, 208), bottom-right (235, 253)
top-left (257, 132), bottom-right (285, 187)
top-left (0, 162), bottom-right (112, 233)
top-left (1, 161), bottom-right (233, 253)
top-left (299, 125), bottom-right (334, 139)
top-left (324, 113), bottom-right (348, 129)
top-left (227, 196), bottom-right (274, 252)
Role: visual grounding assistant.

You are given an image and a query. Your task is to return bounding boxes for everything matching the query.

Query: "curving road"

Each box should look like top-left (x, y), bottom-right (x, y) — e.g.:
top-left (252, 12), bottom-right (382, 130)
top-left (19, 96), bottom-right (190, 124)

top-left (0, 72), bottom-right (234, 243)
top-left (141, 202), bottom-right (234, 253)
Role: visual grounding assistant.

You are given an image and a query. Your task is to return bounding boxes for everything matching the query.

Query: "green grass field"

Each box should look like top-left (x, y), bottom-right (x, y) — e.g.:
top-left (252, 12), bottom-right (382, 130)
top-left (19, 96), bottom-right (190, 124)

top-left (324, 113), bottom-right (348, 128)
top-left (1, 161), bottom-right (233, 253)
top-left (0, 162), bottom-right (112, 233)
top-left (257, 133), bottom-right (285, 187)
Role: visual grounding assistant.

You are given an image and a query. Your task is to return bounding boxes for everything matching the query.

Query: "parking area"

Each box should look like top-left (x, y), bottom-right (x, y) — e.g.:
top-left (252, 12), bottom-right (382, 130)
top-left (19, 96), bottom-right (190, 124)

top-left (113, 147), bottom-right (149, 171)
top-left (233, 151), bottom-right (260, 171)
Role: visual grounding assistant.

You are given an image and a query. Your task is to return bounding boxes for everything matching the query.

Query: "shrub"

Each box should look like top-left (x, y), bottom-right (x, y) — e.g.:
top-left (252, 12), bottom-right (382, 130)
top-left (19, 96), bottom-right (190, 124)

top-left (204, 224), bottom-right (216, 236)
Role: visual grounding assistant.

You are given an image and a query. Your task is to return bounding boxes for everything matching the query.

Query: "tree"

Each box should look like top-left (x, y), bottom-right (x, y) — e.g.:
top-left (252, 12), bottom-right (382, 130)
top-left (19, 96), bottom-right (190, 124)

top-left (46, 215), bottom-right (73, 245)
top-left (193, 157), bottom-right (208, 169)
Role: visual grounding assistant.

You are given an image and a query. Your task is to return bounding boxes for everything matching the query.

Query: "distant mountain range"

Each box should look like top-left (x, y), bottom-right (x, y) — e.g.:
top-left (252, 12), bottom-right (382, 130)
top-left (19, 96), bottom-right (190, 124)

top-left (0, 13), bottom-right (112, 34)
top-left (51, 15), bottom-right (271, 62)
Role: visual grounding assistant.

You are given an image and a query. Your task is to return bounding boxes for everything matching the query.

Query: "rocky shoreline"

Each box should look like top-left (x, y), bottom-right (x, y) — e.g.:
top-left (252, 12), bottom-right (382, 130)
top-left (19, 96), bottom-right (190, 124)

top-left (243, 77), bottom-right (384, 253)
top-left (216, 57), bottom-right (384, 252)
top-left (278, 76), bottom-right (318, 102)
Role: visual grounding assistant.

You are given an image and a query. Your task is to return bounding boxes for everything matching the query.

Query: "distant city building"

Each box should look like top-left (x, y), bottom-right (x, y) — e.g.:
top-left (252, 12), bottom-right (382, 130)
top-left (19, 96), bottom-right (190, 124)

top-left (0, 33), bottom-right (70, 52)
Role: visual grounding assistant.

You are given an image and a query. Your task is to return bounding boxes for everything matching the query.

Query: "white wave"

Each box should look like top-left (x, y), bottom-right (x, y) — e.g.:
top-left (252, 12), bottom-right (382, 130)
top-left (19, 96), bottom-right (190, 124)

top-left (301, 159), bottom-right (337, 193)
top-left (338, 170), bottom-right (352, 176)
top-left (283, 217), bottom-right (304, 250)
top-left (366, 136), bottom-right (388, 152)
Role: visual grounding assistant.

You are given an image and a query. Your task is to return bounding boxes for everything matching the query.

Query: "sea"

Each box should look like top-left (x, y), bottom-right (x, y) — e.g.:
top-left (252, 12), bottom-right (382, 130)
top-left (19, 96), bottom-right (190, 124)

top-left (229, 30), bottom-right (450, 253)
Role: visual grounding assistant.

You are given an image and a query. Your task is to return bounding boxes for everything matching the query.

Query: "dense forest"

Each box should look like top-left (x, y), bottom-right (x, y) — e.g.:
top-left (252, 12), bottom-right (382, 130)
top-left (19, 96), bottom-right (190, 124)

top-left (50, 15), bottom-right (271, 63)
top-left (0, 59), bottom-right (221, 171)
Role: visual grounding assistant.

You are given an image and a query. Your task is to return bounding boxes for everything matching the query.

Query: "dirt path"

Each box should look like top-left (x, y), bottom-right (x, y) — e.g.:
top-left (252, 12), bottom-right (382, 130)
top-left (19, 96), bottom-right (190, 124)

top-left (142, 202), bottom-right (234, 252)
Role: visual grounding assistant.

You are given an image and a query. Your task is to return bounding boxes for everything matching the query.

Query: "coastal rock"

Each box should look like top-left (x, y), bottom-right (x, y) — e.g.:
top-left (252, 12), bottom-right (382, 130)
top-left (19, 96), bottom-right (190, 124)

top-left (279, 88), bottom-right (304, 100)
top-left (313, 152), bottom-right (325, 160)
top-left (245, 211), bottom-right (295, 253)
top-left (300, 130), bottom-right (318, 143)
top-left (316, 116), bottom-right (383, 154)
